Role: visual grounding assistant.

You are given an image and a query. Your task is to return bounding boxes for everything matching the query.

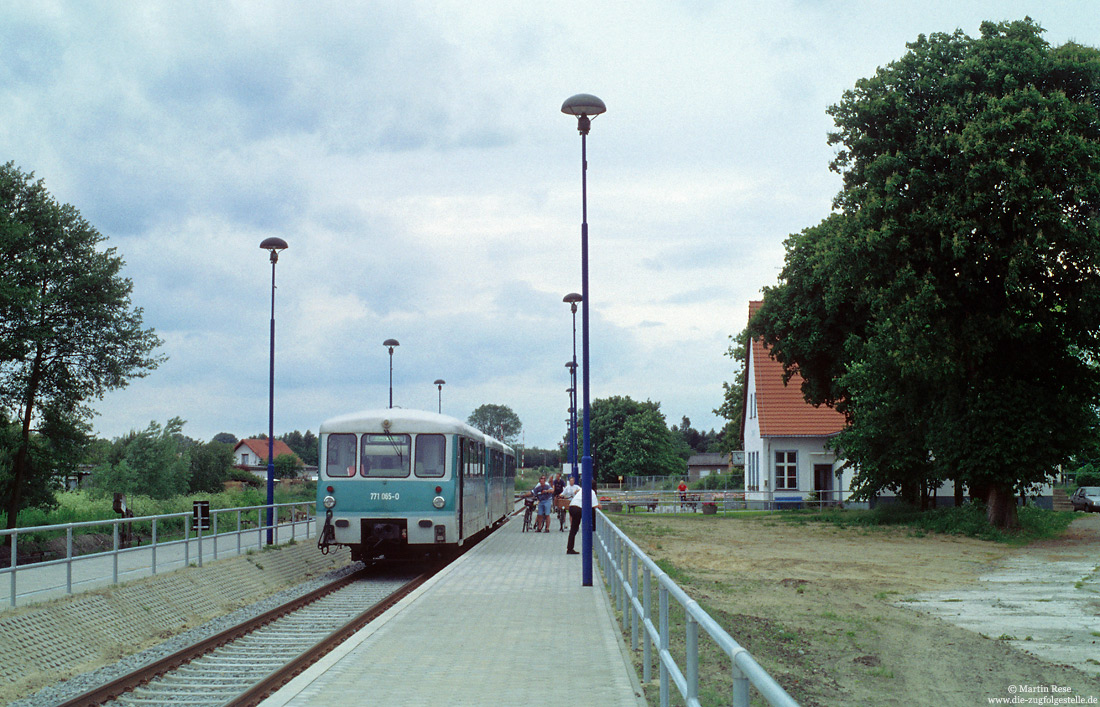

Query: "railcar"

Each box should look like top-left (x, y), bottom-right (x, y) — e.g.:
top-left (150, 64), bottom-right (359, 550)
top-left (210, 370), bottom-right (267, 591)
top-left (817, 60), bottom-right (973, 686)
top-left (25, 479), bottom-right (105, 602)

top-left (316, 409), bottom-right (516, 561)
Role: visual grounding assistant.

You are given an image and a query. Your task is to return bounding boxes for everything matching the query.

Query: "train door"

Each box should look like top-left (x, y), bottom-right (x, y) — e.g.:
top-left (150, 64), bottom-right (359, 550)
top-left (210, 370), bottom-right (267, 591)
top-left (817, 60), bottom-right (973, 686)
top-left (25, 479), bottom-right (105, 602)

top-left (456, 436), bottom-right (465, 540)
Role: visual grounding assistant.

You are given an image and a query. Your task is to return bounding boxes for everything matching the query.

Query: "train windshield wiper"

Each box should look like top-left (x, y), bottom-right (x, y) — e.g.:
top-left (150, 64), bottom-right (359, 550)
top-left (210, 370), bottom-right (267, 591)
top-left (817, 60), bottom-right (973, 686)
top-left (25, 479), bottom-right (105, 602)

top-left (384, 432), bottom-right (404, 465)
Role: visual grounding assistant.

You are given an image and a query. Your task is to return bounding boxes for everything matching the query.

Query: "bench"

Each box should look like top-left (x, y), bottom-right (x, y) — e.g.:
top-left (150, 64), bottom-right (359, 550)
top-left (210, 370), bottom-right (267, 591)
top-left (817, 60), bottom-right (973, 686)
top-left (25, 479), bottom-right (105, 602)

top-left (626, 498), bottom-right (659, 512)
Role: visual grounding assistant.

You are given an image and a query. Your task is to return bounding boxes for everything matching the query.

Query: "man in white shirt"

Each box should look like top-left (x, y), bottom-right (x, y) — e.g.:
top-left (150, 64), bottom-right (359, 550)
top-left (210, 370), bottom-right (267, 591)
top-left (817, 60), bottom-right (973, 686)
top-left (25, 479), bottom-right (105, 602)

top-left (566, 479), bottom-right (600, 555)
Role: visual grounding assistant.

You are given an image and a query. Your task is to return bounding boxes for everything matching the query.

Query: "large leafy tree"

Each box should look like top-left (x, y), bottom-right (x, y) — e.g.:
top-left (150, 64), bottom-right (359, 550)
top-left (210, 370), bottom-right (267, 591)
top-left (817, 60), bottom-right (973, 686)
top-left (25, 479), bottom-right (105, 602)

top-left (0, 163), bottom-right (164, 528)
top-left (92, 418), bottom-right (189, 500)
top-left (750, 20), bottom-right (1100, 527)
top-left (467, 403), bottom-right (523, 445)
top-left (188, 440), bottom-right (235, 494)
top-left (583, 396), bottom-right (686, 482)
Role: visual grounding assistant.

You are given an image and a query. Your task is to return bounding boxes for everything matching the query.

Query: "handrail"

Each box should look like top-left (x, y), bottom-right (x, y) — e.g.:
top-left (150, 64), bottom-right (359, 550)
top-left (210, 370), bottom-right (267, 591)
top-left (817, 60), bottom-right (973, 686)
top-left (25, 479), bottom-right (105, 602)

top-left (1, 501), bottom-right (315, 607)
top-left (594, 510), bottom-right (799, 707)
top-left (597, 488), bottom-right (848, 512)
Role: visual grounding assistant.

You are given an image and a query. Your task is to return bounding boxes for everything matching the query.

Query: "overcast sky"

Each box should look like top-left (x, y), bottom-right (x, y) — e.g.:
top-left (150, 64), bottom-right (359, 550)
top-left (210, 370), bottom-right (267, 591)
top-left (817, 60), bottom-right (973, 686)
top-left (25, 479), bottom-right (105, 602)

top-left (3, 2), bottom-right (1097, 450)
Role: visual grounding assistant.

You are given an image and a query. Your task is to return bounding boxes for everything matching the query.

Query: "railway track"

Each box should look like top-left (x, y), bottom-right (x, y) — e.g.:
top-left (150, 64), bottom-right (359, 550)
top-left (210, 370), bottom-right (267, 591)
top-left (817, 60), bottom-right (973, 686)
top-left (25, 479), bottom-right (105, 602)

top-left (57, 563), bottom-right (436, 707)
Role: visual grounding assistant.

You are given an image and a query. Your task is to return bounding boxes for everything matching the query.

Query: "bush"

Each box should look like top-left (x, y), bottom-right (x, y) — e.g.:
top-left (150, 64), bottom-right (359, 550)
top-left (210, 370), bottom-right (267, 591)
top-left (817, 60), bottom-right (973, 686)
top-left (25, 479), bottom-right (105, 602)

top-left (1075, 469), bottom-right (1100, 487)
top-left (5, 486), bottom-right (316, 537)
top-left (786, 501), bottom-right (1073, 544)
top-left (226, 467), bottom-right (264, 487)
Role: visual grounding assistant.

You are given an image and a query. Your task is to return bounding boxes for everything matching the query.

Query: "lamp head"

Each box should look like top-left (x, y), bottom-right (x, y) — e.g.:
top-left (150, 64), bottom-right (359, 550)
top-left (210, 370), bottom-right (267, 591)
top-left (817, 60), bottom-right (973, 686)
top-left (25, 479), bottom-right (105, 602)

top-left (383, 338), bottom-right (400, 354)
top-left (260, 237), bottom-right (288, 264)
top-left (561, 94), bottom-right (606, 135)
top-left (434, 378), bottom-right (446, 388)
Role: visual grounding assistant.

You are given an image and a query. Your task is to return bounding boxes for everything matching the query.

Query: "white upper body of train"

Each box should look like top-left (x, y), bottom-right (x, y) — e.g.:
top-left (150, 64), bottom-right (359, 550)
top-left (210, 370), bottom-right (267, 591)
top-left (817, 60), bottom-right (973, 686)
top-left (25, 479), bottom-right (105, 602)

top-left (316, 408), bottom-right (516, 560)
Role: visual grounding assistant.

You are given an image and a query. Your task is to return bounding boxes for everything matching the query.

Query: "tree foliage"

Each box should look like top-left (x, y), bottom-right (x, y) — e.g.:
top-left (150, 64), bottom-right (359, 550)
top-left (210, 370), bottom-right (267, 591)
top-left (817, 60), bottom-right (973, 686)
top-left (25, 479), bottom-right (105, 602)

top-left (669, 416), bottom-right (722, 456)
top-left (188, 441), bottom-right (235, 494)
top-left (583, 396), bottom-right (686, 482)
top-left (749, 19), bottom-right (1100, 527)
top-left (92, 418), bottom-right (190, 500)
top-left (467, 404), bottom-right (523, 445)
top-left (525, 447), bottom-right (562, 469)
top-left (1, 164), bottom-right (165, 527)
top-left (278, 430), bottom-right (317, 466)
top-left (714, 329), bottom-right (751, 453)
top-left (272, 453), bottom-right (301, 479)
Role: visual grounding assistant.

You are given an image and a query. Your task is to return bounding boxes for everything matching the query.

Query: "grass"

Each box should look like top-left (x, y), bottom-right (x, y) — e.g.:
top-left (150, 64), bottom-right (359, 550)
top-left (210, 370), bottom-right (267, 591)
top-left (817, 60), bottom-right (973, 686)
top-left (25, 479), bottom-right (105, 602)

top-left (774, 502), bottom-right (1075, 545)
top-left (3, 485), bottom-right (318, 547)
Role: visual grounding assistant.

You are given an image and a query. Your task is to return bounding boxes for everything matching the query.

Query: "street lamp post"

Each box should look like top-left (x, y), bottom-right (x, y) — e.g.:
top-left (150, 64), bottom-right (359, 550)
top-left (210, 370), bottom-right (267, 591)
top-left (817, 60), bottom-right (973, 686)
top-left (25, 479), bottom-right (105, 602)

top-left (434, 379), bottom-right (446, 414)
top-left (564, 292), bottom-right (582, 484)
top-left (383, 339), bottom-right (399, 408)
top-left (565, 371), bottom-right (577, 479)
top-left (260, 236), bottom-right (288, 546)
top-left (562, 93), bottom-right (605, 586)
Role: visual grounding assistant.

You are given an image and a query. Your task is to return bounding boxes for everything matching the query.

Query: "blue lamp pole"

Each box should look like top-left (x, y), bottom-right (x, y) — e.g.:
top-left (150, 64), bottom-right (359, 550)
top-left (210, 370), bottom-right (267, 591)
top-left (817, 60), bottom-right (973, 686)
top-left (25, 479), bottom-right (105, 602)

top-left (260, 236), bottom-right (288, 546)
top-left (562, 93), bottom-right (605, 586)
top-left (564, 293), bottom-right (581, 484)
top-left (566, 379), bottom-right (576, 481)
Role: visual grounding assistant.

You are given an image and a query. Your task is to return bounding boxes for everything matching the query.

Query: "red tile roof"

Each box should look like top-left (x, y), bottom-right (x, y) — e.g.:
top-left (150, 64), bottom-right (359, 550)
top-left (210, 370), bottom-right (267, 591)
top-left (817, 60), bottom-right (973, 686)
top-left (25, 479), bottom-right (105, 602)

top-left (748, 301), bottom-right (845, 438)
top-left (234, 439), bottom-right (301, 465)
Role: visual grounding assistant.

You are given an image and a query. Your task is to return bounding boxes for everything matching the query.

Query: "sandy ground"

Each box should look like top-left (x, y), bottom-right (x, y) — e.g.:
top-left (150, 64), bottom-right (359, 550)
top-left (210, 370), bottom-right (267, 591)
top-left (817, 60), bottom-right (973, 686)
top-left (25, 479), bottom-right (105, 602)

top-left (612, 512), bottom-right (1100, 707)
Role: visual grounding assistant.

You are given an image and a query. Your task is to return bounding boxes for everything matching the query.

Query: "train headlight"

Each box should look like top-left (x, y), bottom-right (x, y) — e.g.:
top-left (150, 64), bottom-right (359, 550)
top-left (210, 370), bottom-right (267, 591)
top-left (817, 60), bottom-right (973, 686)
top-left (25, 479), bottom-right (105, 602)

top-left (432, 496), bottom-right (445, 509)
top-left (323, 495), bottom-right (336, 509)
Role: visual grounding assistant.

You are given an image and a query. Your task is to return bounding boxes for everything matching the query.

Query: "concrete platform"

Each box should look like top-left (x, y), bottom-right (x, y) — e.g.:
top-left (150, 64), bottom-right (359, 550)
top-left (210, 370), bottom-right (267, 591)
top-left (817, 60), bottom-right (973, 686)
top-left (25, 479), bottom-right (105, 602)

top-left (262, 515), bottom-right (648, 707)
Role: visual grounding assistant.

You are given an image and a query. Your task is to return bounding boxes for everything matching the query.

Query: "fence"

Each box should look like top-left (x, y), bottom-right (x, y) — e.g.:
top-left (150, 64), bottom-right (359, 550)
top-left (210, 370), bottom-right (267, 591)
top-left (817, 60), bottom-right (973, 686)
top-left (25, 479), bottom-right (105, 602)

top-left (595, 510), bottom-right (799, 707)
top-left (1, 501), bottom-right (314, 607)
top-left (598, 489), bottom-right (850, 513)
top-left (620, 476), bottom-right (744, 492)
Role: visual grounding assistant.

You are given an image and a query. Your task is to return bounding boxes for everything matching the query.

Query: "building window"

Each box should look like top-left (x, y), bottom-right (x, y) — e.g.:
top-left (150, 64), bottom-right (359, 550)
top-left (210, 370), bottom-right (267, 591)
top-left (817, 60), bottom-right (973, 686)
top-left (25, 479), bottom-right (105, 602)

top-left (241, 453), bottom-right (249, 465)
top-left (775, 450), bottom-right (797, 490)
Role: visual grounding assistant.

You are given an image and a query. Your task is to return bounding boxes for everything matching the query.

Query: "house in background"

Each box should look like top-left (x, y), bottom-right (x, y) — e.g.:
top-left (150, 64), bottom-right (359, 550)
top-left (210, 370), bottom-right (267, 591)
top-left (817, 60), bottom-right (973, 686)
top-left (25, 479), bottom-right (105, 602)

top-left (686, 453), bottom-right (731, 482)
top-left (742, 300), bottom-right (849, 508)
top-left (740, 300), bottom-right (1054, 509)
top-left (233, 439), bottom-right (302, 472)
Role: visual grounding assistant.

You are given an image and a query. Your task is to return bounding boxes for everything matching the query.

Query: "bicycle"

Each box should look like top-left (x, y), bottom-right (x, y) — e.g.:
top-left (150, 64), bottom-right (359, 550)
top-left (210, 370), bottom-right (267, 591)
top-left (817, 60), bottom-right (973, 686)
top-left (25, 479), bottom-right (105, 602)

top-left (521, 494), bottom-right (537, 532)
top-left (555, 496), bottom-right (569, 531)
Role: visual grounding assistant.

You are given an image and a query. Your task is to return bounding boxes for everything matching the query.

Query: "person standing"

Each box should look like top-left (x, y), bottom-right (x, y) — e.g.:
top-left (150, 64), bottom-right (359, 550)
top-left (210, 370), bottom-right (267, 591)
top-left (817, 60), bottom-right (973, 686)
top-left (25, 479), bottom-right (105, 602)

top-left (567, 479), bottom-right (600, 555)
top-left (533, 474), bottom-right (554, 533)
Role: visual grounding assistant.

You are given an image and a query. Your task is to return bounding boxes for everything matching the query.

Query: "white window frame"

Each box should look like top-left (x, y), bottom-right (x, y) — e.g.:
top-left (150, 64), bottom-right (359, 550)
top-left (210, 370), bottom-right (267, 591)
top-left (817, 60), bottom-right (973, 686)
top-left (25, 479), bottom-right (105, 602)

top-left (775, 450), bottom-right (797, 490)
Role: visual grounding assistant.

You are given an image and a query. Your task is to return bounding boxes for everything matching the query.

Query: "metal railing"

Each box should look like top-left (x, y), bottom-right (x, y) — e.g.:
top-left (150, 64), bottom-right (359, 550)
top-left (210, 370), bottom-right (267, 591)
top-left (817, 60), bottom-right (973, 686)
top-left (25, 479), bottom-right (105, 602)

top-left (598, 489), bottom-right (850, 513)
top-left (1, 501), bottom-right (314, 607)
top-left (595, 510), bottom-right (799, 707)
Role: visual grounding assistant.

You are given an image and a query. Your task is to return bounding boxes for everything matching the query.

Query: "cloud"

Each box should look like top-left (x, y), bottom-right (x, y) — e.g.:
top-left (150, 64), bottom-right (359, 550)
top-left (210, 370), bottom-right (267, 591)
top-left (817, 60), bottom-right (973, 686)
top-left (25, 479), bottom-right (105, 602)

top-left (3, 1), bottom-right (1096, 448)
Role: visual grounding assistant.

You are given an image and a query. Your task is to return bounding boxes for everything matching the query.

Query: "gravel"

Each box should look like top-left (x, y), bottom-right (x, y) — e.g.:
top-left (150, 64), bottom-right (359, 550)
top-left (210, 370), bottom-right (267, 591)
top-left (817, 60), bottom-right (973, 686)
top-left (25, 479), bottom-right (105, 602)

top-left (7, 563), bottom-right (362, 707)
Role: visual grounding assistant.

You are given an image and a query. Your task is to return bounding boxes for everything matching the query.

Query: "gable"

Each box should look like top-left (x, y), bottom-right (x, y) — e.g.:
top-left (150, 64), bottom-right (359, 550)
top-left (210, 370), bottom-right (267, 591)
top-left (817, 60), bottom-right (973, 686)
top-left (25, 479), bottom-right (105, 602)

top-left (747, 300), bottom-right (845, 438)
top-left (234, 438), bottom-right (301, 464)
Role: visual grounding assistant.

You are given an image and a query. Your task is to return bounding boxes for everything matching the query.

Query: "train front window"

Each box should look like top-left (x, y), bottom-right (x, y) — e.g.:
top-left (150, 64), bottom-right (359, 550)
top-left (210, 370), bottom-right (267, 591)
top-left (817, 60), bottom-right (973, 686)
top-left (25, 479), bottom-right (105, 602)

top-left (361, 433), bottom-right (411, 478)
top-left (325, 434), bottom-right (356, 478)
top-left (414, 434), bottom-right (446, 478)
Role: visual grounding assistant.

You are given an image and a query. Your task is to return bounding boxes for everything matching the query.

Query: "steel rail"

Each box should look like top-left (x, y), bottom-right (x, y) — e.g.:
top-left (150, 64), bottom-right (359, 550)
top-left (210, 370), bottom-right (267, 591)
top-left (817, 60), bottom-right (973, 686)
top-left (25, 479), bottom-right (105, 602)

top-left (55, 566), bottom-right (379, 707)
top-left (229, 566), bottom-right (440, 706)
top-left (58, 517), bottom-right (505, 707)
